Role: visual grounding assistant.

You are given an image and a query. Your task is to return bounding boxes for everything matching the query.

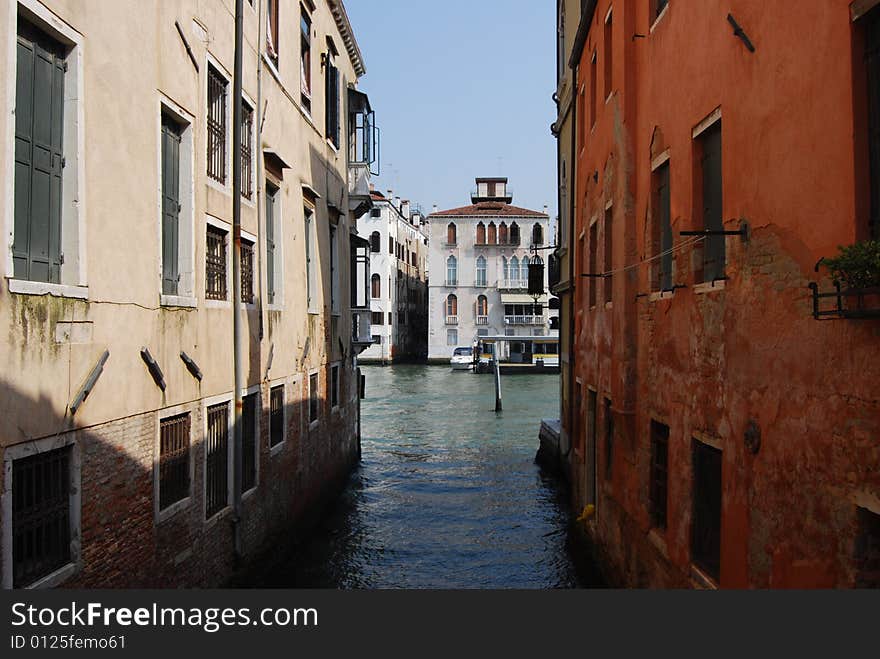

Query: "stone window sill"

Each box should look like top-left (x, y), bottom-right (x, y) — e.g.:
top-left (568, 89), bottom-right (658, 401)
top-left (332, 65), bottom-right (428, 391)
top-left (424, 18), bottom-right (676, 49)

top-left (161, 295), bottom-right (197, 308)
top-left (8, 279), bottom-right (88, 299)
top-left (694, 280), bottom-right (726, 295)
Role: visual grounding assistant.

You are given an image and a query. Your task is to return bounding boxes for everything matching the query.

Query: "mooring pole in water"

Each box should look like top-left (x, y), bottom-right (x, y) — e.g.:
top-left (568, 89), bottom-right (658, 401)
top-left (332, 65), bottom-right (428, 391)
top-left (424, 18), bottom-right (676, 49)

top-left (494, 358), bottom-right (502, 412)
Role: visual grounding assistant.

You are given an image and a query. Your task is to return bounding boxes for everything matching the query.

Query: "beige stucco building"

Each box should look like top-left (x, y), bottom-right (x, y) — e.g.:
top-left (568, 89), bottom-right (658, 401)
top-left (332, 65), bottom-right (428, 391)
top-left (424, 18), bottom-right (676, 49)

top-left (1, 0), bottom-right (377, 588)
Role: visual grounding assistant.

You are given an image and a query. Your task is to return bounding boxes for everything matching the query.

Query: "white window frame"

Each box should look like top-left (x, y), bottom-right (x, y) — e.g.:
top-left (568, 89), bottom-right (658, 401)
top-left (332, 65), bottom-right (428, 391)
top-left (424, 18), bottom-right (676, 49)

top-left (154, 403), bottom-right (195, 523)
top-left (5, 0), bottom-right (88, 299)
top-left (202, 393), bottom-right (234, 524)
top-left (268, 378), bottom-right (288, 456)
top-left (1, 433), bottom-right (82, 589)
top-left (158, 95), bottom-right (196, 308)
top-left (447, 328), bottom-right (458, 346)
top-left (205, 214), bottom-right (232, 308)
top-left (241, 383), bottom-right (261, 497)
top-left (205, 53), bottom-right (232, 195)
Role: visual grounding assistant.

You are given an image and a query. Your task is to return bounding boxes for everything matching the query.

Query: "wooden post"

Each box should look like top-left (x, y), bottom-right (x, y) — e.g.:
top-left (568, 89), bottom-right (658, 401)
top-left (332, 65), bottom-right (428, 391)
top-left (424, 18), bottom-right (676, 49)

top-left (494, 357), bottom-right (502, 412)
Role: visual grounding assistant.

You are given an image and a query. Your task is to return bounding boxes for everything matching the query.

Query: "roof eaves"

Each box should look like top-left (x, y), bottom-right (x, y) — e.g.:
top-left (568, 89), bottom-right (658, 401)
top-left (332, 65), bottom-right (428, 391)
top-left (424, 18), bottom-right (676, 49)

top-left (569, 0), bottom-right (598, 70)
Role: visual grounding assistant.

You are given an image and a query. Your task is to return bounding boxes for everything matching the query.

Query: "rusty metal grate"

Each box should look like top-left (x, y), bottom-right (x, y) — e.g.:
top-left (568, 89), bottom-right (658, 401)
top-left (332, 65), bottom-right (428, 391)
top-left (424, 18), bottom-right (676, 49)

top-left (13, 446), bottom-right (71, 587)
top-left (205, 402), bottom-right (229, 519)
top-left (240, 239), bottom-right (254, 304)
top-left (269, 385), bottom-right (284, 448)
top-left (160, 413), bottom-right (190, 510)
top-left (206, 226), bottom-right (227, 300)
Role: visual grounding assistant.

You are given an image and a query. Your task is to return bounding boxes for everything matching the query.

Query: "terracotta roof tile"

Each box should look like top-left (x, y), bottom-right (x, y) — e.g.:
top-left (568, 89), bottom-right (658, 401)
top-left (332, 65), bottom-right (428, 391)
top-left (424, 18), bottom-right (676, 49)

top-left (429, 201), bottom-right (547, 218)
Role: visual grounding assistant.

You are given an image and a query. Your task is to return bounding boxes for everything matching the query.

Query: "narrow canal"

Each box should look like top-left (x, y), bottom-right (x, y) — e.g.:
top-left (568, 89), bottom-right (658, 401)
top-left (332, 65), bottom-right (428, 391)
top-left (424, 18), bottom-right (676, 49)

top-left (262, 365), bottom-right (596, 588)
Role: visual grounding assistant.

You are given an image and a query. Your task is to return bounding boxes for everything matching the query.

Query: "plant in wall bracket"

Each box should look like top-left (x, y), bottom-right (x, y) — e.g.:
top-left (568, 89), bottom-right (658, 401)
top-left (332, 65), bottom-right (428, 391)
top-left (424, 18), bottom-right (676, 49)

top-left (820, 240), bottom-right (880, 290)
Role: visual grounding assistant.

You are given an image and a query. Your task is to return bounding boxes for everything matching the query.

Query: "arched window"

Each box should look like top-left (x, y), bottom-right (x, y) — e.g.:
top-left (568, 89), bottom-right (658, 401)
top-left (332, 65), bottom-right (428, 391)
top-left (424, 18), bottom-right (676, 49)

top-left (499, 222), bottom-right (508, 244)
top-left (370, 231), bottom-right (381, 253)
top-left (477, 295), bottom-right (488, 316)
top-left (371, 273), bottom-right (381, 298)
top-left (502, 256), bottom-right (509, 281)
top-left (447, 223), bottom-right (457, 245)
top-left (446, 294), bottom-right (458, 316)
top-left (510, 222), bottom-right (520, 245)
top-left (446, 255), bottom-right (457, 285)
top-left (521, 256), bottom-right (529, 281)
top-left (510, 256), bottom-right (519, 283)
top-left (476, 255), bottom-right (487, 286)
top-left (476, 222), bottom-right (486, 244)
top-left (488, 222), bottom-right (497, 244)
top-left (532, 223), bottom-right (544, 245)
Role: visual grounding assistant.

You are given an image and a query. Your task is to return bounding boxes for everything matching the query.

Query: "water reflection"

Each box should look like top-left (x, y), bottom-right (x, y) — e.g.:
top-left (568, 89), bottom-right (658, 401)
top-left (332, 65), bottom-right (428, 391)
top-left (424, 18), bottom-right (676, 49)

top-left (261, 365), bottom-right (593, 588)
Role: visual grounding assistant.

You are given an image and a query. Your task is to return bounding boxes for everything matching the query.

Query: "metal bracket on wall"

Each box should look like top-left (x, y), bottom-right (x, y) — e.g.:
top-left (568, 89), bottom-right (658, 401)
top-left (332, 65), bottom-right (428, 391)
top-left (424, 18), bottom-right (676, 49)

top-left (140, 347), bottom-right (166, 391)
top-left (727, 14), bottom-right (755, 53)
top-left (175, 20), bottom-right (200, 72)
top-left (264, 343), bottom-right (275, 380)
top-left (180, 351), bottom-right (203, 382)
top-left (69, 350), bottom-right (110, 415)
top-left (680, 220), bottom-right (750, 243)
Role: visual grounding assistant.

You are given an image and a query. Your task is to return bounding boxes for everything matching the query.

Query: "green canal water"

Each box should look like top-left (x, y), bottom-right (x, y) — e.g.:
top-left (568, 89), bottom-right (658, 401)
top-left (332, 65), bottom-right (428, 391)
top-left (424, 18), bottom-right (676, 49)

top-left (264, 365), bottom-right (595, 588)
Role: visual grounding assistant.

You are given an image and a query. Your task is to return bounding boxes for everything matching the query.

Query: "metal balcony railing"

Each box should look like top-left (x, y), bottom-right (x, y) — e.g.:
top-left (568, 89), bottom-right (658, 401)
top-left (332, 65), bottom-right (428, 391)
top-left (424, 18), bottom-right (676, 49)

top-left (445, 315), bottom-right (459, 325)
top-left (499, 279), bottom-right (529, 290)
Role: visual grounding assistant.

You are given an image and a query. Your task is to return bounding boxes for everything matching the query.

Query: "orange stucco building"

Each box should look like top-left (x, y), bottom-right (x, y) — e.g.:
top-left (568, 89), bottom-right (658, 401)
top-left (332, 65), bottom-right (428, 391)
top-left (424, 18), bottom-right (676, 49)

top-left (563, 0), bottom-right (880, 587)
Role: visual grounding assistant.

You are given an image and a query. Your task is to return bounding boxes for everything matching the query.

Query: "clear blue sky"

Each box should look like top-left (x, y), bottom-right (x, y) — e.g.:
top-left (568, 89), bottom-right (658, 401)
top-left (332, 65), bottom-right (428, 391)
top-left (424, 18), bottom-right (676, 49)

top-left (345, 0), bottom-right (558, 217)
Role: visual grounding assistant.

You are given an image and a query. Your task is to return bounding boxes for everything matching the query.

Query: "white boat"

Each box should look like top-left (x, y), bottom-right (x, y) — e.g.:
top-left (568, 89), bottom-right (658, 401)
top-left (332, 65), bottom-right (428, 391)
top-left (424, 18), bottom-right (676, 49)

top-left (450, 346), bottom-right (474, 371)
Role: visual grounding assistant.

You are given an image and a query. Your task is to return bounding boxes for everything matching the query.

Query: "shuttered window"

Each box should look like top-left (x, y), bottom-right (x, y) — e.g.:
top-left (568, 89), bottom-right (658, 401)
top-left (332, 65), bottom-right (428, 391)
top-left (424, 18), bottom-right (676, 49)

top-left (241, 238), bottom-right (254, 304)
top-left (865, 7), bottom-right (880, 239)
top-left (13, 20), bottom-right (66, 284)
top-left (692, 439), bottom-right (722, 581)
top-left (206, 225), bottom-right (227, 300)
top-left (207, 64), bottom-right (227, 184)
top-left (205, 402), bottom-right (229, 519)
top-left (266, 183), bottom-right (278, 304)
top-left (161, 116), bottom-right (182, 295)
top-left (12, 446), bottom-right (71, 587)
top-left (325, 58), bottom-right (340, 147)
top-left (159, 413), bottom-right (191, 511)
top-left (269, 385), bottom-right (284, 448)
top-left (649, 421), bottom-right (669, 529)
top-left (699, 122), bottom-right (724, 282)
top-left (242, 394), bottom-right (257, 493)
top-left (653, 161), bottom-right (673, 291)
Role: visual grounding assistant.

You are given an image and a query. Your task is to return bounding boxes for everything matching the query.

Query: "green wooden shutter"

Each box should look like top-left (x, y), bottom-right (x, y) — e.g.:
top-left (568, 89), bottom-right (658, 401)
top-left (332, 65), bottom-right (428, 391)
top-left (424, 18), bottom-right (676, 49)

top-left (701, 123), bottom-right (724, 282)
top-left (161, 117), bottom-right (181, 295)
top-left (14, 27), bottom-right (65, 284)
top-left (658, 163), bottom-right (673, 291)
top-left (266, 186), bottom-right (276, 304)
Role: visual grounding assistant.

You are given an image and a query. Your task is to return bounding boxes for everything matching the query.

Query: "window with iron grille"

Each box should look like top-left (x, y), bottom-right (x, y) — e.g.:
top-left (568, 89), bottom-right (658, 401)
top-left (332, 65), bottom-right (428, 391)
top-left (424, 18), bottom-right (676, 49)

top-left (691, 439), bottom-right (722, 581)
top-left (604, 397), bottom-right (613, 481)
top-left (207, 64), bottom-right (227, 184)
top-left (241, 238), bottom-right (254, 304)
top-left (206, 225), bottom-right (227, 300)
top-left (855, 506), bottom-right (880, 587)
top-left (12, 446), bottom-right (72, 587)
top-left (330, 364), bottom-right (340, 409)
top-left (309, 373), bottom-right (319, 423)
top-left (649, 421), bottom-right (669, 529)
top-left (205, 402), bottom-right (229, 519)
top-left (242, 394), bottom-right (257, 492)
top-left (159, 413), bottom-right (191, 511)
top-left (240, 101), bottom-right (253, 200)
top-left (269, 385), bottom-right (284, 448)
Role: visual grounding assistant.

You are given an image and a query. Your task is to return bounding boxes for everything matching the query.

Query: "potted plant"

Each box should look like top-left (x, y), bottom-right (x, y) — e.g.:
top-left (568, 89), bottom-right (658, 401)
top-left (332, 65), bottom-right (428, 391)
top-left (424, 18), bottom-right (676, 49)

top-left (820, 240), bottom-right (880, 315)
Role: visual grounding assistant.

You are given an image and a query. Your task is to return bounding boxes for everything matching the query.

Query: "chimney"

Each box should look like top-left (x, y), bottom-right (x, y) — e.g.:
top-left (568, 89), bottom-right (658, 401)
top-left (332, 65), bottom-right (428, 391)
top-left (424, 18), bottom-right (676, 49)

top-left (369, 183), bottom-right (375, 191)
top-left (432, 204), bottom-right (438, 215)
top-left (401, 199), bottom-right (411, 218)
top-left (543, 205), bottom-right (549, 216)
top-left (387, 189), bottom-right (393, 200)
top-left (393, 196), bottom-right (401, 211)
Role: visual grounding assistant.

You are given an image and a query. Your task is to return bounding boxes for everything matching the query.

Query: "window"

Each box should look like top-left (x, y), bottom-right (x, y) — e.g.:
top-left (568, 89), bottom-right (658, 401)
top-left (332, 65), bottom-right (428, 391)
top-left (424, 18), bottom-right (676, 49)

top-left (510, 222), bottom-right (520, 245)
top-left (604, 398), bottom-right (613, 481)
top-left (590, 51), bottom-right (597, 129)
top-left (477, 294), bottom-right (488, 317)
top-left (488, 222), bottom-right (497, 244)
top-left (330, 225), bottom-right (339, 313)
top-left (205, 402), bottom-right (230, 519)
top-left (371, 311), bottom-right (383, 325)
top-left (12, 18), bottom-right (69, 285)
top-left (305, 207), bottom-right (316, 311)
top-left (446, 256), bottom-right (458, 285)
top-left (447, 223), bottom-right (457, 245)
top-left (477, 329), bottom-right (489, 337)
top-left (329, 364), bottom-right (340, 409)
top-left (447, 328), bottom-right (458, 346)
top-left (241, 238), bottom-right (254, 304)
top-left (604, 9), bottom-right (613, 100)
top-left (499, 222), bottom-right (509, 244)
top-left (855, 507), bottom-right (880, 587)
top-left (589, 222), bottom-right (598, 307)
top-left (309, 372), bottom-right (319, 424)
top-left (502, 256), bottom-right (509, 281)
top-left (532, 223), bottom-right (544, 245)
top-left (476, 222), bottom-right (486, 244)
top-left (604, 208), bottom-right (613, 304)
top-left (697, 120), bottom-right (724, 282)
top-left (159, 413), bottom-right (191, 511)
top-left (653, 0), bottom-right (669, 22)
top-left (446, 294), bottom-right (458, 316)
top-left (242, 393), bottom-right (258, 492)
top-left (652, 160), bottom-right (673, 291)
top-left (388, 311), bottom-right (392, 324)
top-left (476, 255), bottom-right (487, 286)
top-left (586, 390), bottom-right (598, 505)
top-left (161, 114), bottom-right (183, 296)
top-left (266, 0), bottom-right (279, 67)
top-left (372, 334), bottom-right (382, 344)
top-left (521, 255), bottom-right (529, 282)
top-left (371, 273), bottom-right (381, 298)
top-left (509, 256), bottom-right (519, 283)
top-left (206, 225), bottom-right (228, 301)
top-left (240, 100), bottom-right (254, 199)
top-left (269, 385), bottom-right (284, 448)
top-left (325, 53), bottom-right (340, 147)
top-left (692, 439), bottom-right (722, 581)
top-left (649, 421), bottom-right (669, 529)
top-left (863, 7), bottom-right (880, 239)
top-left (370, 208), bottom-right (381, 217)
top-left (207, 64), bottom-right (228, 184)
top-left (300, 7), bottom-right (312, 112)
top-left (389, 236), bottom-right (394, 254)
top-left (266, 182), bottom-right (280, 305)
top-left (370, 231), bottom-right (381, 252)
top-left (577, 85), bottom-right (586, 150)
top-left (12, 446), bottom-right (72, 587)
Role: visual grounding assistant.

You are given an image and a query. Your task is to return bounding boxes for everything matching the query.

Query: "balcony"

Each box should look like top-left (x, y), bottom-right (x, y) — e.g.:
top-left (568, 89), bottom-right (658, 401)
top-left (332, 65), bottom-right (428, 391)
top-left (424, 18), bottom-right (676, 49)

top-left (808, 282), bottom-right (880, 320)
top-left (352, 308), bottom-right (373, 346)
top-left (504, 315), bottom-right (544, 325)
top-left (474, 278), bottom-right (489, 288)
top-left (499, 279), bottom-right (528, 291)
top-left (347, 89), bottom-right (380, 220)
top-left (445, 315), bottom-right (459, 325)
top-left (475, 315), bottom-right (489, 326)
top-left (471, 188), bottom-right (514, 204)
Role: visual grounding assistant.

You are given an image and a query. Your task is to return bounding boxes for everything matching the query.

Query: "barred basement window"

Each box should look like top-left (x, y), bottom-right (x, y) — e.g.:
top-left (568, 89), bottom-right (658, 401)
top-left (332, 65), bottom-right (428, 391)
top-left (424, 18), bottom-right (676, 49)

top-left (12, 446), bottom-right (72, 588)
top-left (691, 439), bottom-right (722, 581)
top-left (205, 402), bottom-right (229, 519)
top-left (206, 225), bottom-right (227, 300)
top-left (649, 421), bottom-right (669, 529)
top-left (240, 101), bottom-right (254, 200)
top-left (159, 413), bottom-right (191, 511)
top-left (309, 373), bottom-right (319, 424)
top-left (207, 64), bottom-right (227, 184)
top-left (269, 385), bottom-right (284, 448)
top-left (242, 393), bottom-right (257, 492)
top-left (241, 238), bottom-right (254, 304)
